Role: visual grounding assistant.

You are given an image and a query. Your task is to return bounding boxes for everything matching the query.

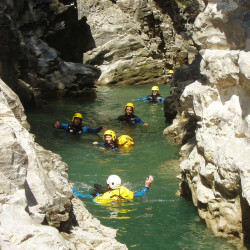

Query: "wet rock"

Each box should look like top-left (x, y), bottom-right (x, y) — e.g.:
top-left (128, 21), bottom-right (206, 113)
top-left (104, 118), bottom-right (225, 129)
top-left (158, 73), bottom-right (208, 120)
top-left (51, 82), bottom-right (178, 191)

top-left (0, 0), bottom-right (101, 109)
top-left (165, 0), bottom-right (250, 244)
top-left (0, 78), bottom-right (127, 249)
top-left (78, 0), bottom-right (204, 85)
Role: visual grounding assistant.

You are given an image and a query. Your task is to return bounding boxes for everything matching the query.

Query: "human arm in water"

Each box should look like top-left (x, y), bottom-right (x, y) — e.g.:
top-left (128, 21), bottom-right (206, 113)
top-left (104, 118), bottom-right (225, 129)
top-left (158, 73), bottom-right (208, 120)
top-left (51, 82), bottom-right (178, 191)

top-left (111, 116), bottom-right (148, 126)
top-left (53, 121), bottom-right (67, 130)
top-left (93, 142), bottom-right (118, 151)
top-left (135, 116), bottom-right (148, 126)
top-left (134, 175), bottom-right (154, 197)
top-left (133, 96), bottom-right (165, 102)
top-left (83, 125), bottom-right (107, 133)
top-left (132, 96), bottom-right (149, 102)
top-left (93, 142), bottom-right (105, 146)
top-left (53, 121), bottom-right (107, 133)
top-left (72, 188), bottom-right (92, 198)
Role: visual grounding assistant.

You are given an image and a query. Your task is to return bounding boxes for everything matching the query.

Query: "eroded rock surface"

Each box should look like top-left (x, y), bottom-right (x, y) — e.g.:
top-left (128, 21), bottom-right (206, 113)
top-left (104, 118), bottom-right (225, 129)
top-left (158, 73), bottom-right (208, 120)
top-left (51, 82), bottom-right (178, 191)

top-left (0, 0), bottom-right (100, 108)
top-left (78, 0), bottom-right (204, 85)
top-left (164, 0), bottom-right (250, 244)
top-left (0, 78), bottom-right (127, 249)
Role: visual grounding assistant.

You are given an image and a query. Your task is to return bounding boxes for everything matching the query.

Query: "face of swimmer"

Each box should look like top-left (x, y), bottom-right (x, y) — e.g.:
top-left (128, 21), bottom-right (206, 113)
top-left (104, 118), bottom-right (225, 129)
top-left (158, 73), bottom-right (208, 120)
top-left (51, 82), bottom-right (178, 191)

top-left (105, 135), bottom-right (113, 144)
top-left (152, 90), bottom-right (158, 96)
top-left (73, 117), bottom-right (82, 125)
top-left (125, 106), bottom-right (133, 115)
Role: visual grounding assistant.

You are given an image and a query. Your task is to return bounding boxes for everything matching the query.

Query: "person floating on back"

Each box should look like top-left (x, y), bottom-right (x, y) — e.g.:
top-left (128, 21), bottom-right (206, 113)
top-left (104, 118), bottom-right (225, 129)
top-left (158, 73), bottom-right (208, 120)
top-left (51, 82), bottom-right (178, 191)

top-left (93, 130), bottom-right (135, 151)
top-left (132, 86), bottom-right (165, 103)
top-left (106, 103), bottom-right (148, 126)
top-left (73, 174), bottom-right (154, 204)
top-left (53, 112), bottom-right (107, 135)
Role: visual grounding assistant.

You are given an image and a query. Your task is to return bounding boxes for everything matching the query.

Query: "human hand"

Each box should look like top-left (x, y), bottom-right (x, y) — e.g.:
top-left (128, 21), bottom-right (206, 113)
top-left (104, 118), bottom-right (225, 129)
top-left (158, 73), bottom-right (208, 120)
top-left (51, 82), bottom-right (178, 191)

top-left (132, 99), bottom-right (135, 101)
top-left (143, 122), bottom-right (148, 126)
top-left (53, 121), bottom-right (60, 128)
top-left (105, 119), bottom-right (110, 122)
top-left (93, 141), bottom-right (99, 145)
top-left (145, 175), bottom-right (154, 188)
top-left (102, 125), bottom-right (108, 130)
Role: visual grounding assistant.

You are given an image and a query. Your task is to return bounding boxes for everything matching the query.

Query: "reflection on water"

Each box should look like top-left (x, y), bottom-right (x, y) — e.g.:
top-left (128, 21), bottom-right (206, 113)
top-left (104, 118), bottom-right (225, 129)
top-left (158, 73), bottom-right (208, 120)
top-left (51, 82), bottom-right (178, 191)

top-left (27, 85), bottom-right (237, 250)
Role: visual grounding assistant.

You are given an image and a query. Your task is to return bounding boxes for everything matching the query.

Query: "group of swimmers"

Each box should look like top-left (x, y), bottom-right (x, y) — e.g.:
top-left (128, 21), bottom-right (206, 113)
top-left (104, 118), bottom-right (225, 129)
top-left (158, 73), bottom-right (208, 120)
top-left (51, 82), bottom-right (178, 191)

top-left (53, 85), bottom-right (166, 203)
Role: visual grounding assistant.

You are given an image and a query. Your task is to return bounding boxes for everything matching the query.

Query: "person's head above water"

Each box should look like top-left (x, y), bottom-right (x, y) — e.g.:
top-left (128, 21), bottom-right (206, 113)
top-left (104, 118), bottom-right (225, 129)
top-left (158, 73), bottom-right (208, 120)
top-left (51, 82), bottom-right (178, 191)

top-left (103, 130), bottom-right (116, 144)
top-left (72, 113), bottom-right (83, 125)
top-left (106, 175), bottom-right (122, 189)
top-left (125, 102), bottom-right (134, 115)
top-left (151, 86), bottom-right (159, 95)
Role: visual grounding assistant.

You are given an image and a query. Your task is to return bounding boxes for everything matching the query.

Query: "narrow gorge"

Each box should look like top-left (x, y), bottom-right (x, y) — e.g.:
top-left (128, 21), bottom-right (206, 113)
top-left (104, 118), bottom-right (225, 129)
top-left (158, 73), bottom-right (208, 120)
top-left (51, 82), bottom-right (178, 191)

top-left (0, 0), bottom-right (250, 249)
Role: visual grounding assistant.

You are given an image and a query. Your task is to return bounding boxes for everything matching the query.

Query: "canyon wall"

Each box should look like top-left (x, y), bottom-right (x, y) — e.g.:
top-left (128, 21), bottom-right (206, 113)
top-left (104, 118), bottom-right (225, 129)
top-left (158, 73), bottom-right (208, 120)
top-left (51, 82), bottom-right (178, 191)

top-left (164, 0), bottom-right (250, 245)
top-left (2, 0), bottom-right (250, 247)
top-left (0, 0), bottom-right (205, 108)
top-left (0, 0), bottom-right (100, 108)
top-left (0, 78), bottom-right (126, 249)
top-left (77, 0), bottom-right (204, 85)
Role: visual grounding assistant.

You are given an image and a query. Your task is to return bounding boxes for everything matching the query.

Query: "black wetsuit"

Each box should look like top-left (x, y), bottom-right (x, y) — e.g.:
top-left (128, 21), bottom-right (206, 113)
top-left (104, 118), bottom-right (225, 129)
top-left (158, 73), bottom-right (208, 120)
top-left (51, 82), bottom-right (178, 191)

top-left (66, 123), bottom-right (83, 135)
top-left (148, 94), bottom-right (164, 103)
top-left (135, 94), bottom-right (165, 103)
top-left (58, 123), bottom-right (102, 135)
top-left (116, 113), bottom-right (144, 124)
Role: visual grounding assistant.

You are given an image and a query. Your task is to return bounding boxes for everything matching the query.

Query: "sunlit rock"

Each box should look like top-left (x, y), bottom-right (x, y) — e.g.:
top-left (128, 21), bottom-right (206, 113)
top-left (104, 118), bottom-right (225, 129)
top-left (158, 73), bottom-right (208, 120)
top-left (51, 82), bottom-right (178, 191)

top-left (78, 0), bottom-right (204, 85)
top-left (164, 0), bottom-right (250, 244)
top-left (0, 79), bottom-right (127, 249)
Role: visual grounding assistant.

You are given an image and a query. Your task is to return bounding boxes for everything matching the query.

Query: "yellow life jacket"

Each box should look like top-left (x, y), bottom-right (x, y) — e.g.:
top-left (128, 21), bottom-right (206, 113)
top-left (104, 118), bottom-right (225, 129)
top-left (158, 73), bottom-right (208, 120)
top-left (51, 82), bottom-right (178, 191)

top-left (94, 186), bottom-right (134, 204)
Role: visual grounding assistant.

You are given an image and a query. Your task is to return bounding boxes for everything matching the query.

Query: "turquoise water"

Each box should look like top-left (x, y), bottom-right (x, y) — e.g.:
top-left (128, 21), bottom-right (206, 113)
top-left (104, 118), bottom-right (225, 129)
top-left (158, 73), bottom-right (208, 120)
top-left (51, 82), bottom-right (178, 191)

top-left (27, 85), bottom-right (236, 249)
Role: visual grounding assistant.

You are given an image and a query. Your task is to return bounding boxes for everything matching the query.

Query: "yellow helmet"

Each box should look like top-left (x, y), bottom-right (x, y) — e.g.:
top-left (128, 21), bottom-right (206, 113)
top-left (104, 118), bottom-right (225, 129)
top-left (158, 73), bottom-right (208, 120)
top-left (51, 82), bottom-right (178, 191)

top-left (118, 135), bottom-right (134, 148)
top-left (125, 103), bottom-right (134, 112)
top-left (72, 113), bottom-right (83, 122)
top-left (151, 86), bottom-right (159, 92)
top-left (104, 130), bottom-right (116, 141)
top-left (169, 70), bottom-right (174, 74)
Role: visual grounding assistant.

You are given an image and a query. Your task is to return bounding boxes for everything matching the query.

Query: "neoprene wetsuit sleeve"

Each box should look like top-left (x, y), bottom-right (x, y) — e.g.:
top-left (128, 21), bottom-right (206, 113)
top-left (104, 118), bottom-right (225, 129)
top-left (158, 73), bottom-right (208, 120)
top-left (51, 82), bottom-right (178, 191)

top-left (133, 187), bottom-right (149, 197)
top-left (82, 126), bottom-right (103, 133)
top-left (135, 96), bottom-right (149, 101)
top-left (59, 124), bottom-right (69, 130)
top-left (72, 188), bottom-right (92, 198)
top-left (135, 117), bottom-right (145, 124)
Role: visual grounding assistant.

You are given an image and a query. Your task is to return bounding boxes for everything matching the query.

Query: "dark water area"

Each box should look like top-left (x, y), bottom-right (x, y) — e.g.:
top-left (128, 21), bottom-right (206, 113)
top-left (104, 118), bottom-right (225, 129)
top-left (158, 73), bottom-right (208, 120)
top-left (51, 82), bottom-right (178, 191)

top-left (27, 85), bottom-right (236, 249)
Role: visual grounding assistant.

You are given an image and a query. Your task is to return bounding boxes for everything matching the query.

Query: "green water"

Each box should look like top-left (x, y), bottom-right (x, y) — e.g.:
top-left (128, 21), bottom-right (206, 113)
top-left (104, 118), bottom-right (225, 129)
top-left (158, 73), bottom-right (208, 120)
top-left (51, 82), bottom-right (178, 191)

top-left (27, 85), bottom-right (236, 249)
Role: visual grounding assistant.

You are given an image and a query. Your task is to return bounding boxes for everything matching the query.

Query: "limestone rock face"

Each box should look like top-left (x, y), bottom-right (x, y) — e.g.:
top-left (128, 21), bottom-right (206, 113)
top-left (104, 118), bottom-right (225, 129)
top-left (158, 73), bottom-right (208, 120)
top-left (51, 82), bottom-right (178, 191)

top-left (78, 0), bottom-right (204, 85)
top-left (0, 78), bottom-right (127, 249)
top-left (164, 0), bottom-right (250, 244)
top-left (0, 0), bottom-right (101, 108)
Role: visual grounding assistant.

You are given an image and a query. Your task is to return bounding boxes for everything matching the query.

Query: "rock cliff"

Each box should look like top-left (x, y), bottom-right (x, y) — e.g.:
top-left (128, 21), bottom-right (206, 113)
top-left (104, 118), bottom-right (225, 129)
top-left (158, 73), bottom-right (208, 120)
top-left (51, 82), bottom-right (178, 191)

top-left (78, 0), bottom-right (204, 85)
top-left (0, 0), bottom-right (101, 108)
top-left (0, 78), bottom-right (127, 249)
top-left (164, 0), bottom-right (250, 245)
top-left (0, 0), bottom-right (206, 107)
